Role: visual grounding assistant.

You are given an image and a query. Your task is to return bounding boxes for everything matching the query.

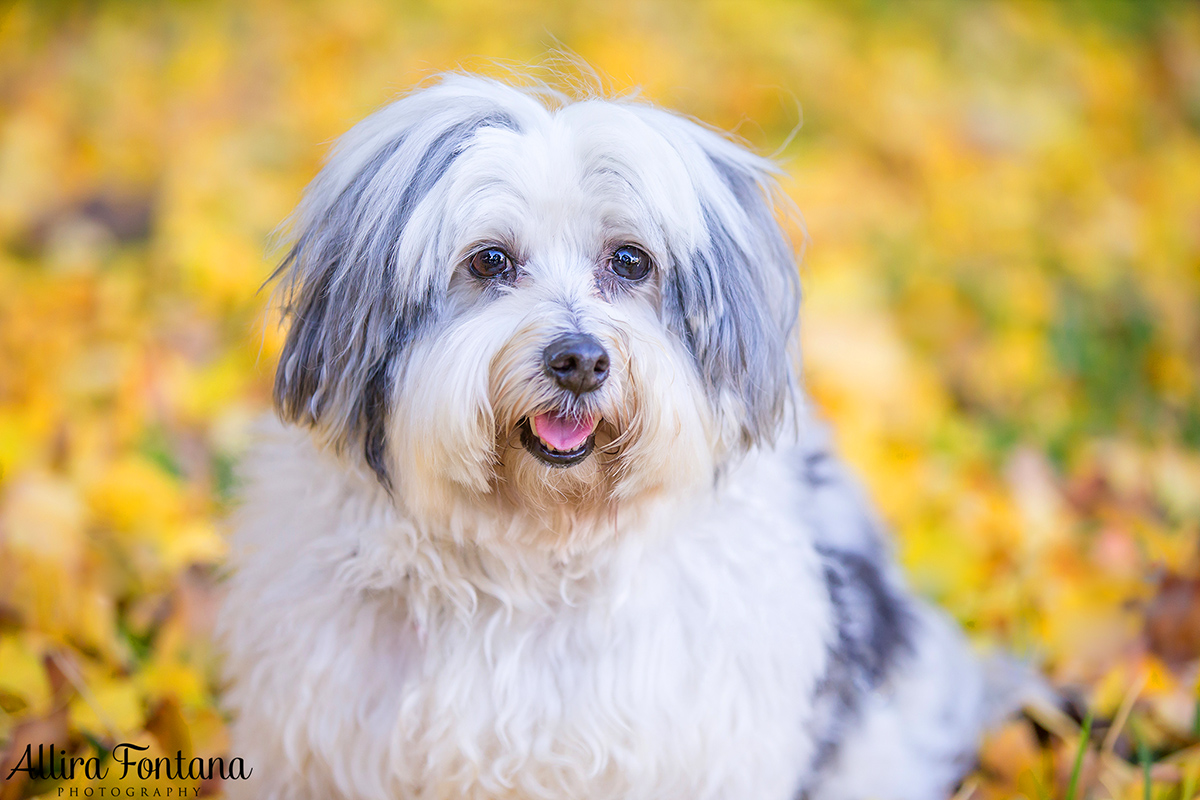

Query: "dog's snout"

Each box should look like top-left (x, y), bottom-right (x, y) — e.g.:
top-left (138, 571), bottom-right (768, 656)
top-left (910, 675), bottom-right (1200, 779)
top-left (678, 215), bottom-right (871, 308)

top-left (543, 333), bottom-right (609, 395)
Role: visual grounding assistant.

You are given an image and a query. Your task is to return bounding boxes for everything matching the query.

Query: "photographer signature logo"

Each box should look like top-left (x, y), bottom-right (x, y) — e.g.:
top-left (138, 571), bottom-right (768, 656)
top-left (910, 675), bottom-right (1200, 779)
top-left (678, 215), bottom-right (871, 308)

top-left (5, 742), bottom-right (251, 796)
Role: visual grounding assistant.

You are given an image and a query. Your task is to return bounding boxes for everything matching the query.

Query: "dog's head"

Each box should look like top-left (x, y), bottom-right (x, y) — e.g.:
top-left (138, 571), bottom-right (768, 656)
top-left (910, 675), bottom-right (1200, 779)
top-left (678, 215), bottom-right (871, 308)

top-left (272, 75), bottom-right (801, 530)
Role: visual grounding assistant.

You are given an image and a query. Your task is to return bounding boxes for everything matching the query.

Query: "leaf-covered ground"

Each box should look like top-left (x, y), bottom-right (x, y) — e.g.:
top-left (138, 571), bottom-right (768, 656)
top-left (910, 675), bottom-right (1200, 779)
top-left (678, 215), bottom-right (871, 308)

top-left (1, 1), bottom-right (1198, 797)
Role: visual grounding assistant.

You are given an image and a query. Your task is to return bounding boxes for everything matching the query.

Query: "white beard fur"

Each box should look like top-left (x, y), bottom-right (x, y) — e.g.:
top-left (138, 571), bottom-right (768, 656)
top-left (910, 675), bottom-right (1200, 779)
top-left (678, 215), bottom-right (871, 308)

top-left (219, 74), bottom-right (1004, 800)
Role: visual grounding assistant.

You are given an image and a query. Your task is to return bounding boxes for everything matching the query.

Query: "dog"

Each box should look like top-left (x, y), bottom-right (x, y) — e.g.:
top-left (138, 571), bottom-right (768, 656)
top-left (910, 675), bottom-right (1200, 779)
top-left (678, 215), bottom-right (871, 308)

top-left (219, 74), bottom-right (1004, 800)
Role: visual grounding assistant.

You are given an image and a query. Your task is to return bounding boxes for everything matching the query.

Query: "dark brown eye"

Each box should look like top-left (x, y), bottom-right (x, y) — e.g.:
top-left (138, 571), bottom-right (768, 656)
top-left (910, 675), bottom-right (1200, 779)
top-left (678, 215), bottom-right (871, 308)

top-left (469, 247), bottom-right (512, 279)
top-left (609, 245), bottom-right (652, 281)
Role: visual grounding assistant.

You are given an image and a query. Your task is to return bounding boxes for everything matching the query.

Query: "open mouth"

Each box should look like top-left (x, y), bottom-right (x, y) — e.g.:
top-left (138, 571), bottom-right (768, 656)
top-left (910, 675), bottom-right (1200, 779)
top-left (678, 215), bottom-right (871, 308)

top-left (519, 411), bottom-right (599, 468)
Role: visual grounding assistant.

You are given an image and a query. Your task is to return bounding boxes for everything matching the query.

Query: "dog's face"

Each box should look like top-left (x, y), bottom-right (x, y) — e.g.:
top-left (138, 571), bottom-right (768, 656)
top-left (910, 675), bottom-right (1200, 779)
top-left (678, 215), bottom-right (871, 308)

top-left (272, 77), bottom-right (801, 531)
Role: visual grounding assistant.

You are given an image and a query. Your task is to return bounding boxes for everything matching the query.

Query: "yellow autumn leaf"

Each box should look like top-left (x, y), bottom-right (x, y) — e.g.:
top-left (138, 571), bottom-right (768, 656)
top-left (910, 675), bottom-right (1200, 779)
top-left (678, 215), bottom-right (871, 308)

top-left (0, 633), bottom-right (52, 716)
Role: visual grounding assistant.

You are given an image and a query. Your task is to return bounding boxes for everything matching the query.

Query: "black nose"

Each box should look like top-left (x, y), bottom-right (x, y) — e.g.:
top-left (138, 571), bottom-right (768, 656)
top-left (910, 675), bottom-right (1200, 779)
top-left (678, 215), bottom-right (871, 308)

top-left (543, 333), bottom-right (609, 395)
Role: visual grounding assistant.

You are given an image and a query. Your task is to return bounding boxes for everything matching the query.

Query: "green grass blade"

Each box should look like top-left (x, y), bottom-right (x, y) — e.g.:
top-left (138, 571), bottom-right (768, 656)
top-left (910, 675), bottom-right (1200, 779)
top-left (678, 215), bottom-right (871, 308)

top-left (1065, 709), bottom-right (1094, 800)
top-left (1131, 719), bottom-right (1151, 800)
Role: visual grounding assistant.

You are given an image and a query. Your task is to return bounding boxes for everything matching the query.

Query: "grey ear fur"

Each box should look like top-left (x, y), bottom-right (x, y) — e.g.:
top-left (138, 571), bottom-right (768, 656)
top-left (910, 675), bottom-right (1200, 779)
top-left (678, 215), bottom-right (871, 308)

top-left (271, 83), bottom-right (520, 488)
top-left (664, 143), bottom-right (802, 451)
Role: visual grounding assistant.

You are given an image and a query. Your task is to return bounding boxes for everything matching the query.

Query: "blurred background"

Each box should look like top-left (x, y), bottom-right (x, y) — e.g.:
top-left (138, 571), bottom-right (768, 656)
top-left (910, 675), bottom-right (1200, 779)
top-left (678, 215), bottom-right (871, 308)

top-left (1, 1), bottom-right (1199, 797)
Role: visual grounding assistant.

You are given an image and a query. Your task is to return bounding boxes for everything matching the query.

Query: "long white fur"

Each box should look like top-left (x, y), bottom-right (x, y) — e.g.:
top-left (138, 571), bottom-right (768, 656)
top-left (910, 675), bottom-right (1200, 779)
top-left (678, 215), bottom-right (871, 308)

top-left (220, 75), bottom-right (992, 800)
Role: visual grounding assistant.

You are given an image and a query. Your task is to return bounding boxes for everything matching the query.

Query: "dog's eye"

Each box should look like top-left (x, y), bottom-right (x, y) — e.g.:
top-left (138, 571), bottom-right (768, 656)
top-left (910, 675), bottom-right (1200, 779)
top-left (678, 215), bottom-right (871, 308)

top-left (609, 245), bottom-right (652, 281)
top-left (469, 248), bottom-right (512, 279)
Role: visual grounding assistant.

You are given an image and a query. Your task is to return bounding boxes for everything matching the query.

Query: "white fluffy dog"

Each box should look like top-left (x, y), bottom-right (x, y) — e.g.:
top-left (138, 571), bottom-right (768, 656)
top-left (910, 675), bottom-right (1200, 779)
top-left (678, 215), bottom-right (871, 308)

top-left (220, 75), bottom-right (999, 800)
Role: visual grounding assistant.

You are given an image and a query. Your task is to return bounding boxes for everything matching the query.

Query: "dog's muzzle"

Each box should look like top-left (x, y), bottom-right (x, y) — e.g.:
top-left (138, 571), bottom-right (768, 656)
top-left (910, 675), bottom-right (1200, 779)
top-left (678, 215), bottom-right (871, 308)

top-left (518, 333), bottom-right (609, 467)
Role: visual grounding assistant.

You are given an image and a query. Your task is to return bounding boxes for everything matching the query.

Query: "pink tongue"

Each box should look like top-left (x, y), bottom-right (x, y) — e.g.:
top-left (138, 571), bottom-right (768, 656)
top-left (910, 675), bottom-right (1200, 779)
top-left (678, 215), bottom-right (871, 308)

top-left (533, 412), bottom-right (596, 452)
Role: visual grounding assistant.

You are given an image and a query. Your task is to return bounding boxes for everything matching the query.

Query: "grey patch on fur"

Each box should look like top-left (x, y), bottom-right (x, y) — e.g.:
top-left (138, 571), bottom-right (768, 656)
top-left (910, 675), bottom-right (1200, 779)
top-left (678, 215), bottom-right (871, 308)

top-left (792, 426), bottom-right (915, 780)
top-left (802, 449), bottom-right (837, 488)
top-left (807, 545), bottom-right (916, 778)
top-left (273, 110), bottom-right (519, 487)
top-left (663, 153), bottom-right (801, 448)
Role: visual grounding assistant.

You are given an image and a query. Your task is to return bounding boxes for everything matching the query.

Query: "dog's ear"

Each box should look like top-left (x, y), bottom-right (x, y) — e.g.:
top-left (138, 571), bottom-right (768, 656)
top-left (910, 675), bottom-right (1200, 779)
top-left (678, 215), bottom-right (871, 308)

top-left (272, 79), bottom-right (523, 487)
top-left (659, 125), bottom-right (803, 452)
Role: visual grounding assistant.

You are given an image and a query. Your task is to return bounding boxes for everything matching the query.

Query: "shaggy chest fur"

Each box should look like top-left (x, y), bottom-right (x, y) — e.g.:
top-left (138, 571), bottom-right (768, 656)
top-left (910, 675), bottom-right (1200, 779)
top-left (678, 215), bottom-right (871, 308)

top-left (390, 552), bottom-right (829, 800)
top-left (220, 428), bottom-right (836, 800)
